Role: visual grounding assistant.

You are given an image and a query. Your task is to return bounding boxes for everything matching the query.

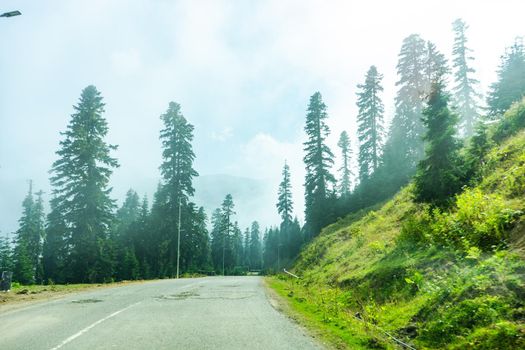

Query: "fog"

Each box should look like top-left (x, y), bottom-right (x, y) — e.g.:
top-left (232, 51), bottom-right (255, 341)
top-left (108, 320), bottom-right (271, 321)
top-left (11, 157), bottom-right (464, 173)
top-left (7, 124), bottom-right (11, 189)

top-left (1, 0), bottom-right (523, 234)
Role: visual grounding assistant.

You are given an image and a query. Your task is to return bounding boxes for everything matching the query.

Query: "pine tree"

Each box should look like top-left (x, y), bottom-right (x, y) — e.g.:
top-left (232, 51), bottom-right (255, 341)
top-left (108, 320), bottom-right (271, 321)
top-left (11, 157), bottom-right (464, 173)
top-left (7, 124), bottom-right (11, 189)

top-left (487, 38), bottom-right (525, 117)
top-left (13, 243), bottom-right (33, 285)
top-left (13, 182), bottom-right (45, 284)
top-left (42, 196), bottom-right (67, 283)
top-left (383, 34), bottom-right (427, 181)
top-left (249, 221), bottom-right (262, 270)
top-left (184, 206), bottom-right (210, 272)
top-left (148, 183), bottom-right (170, 277)
top-left (243, 228), bottom-right (250, 268)
top-left (262, 227), bottom-right (281, 271)
top-left (210, 195), bottom-right (236, 274)
top-left (32, 190), bottom-right (45, 283)
top-left (452, 19), bottom-right (481, 136)
top-left (0, 233), bottom-right (13, 272)
top-left (424, 41), bottom-right (449, 94)
top-left (49, 85), bottom-right (119, 283)
top-left (357, 66), bottom-right (384, 182)
top-left (158, 101), bottom-right (199, 276)
top-left (414, 81), bottom-right (462, 205)
top-left (160, 102), bottom-right (198, 203)
top-left (464, 122), bottom-right (492, 183)
top-left (220, 194), bottom-right (235, 274)
top-left (115, 190), bottom-right (140, 231)
top-left (303, 92), bottom-right (336, 237)
top-left (337, 131), bottom-right (352, 195)
top-left (277, 162), bottom-right (294, 225)
top-left (113, 189), bottom-right (140, 281)
top-left (210, 208), bottom-right (224, 273)
top-left (232, 222), bottom-right (243, 268)
top-left (287, 218), bottom-right (303, 259)
top-left (134, 195), bottom-right (151, 279)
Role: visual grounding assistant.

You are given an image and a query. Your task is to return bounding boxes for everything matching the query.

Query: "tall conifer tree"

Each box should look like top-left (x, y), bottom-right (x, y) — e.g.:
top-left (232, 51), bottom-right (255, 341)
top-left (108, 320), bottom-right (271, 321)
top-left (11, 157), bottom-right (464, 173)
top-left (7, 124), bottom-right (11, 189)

top-left (277, 162), bottom-right (294, 225)
top-left (249, 221), bottom-right (262, 270)
top-left (13, 182), bottom-right (44, 284)
top-left (357, 66), bottom-right (384, 182)
top-left (424, 41), bottom-right (449, 94)
top-left (414, 81), bottom-right (462, 205)
top-left (337, 131), bottom-right (352, 196)
top-left (158, 101), bottom-right (199, 276)
top-left (49, 85), bottom-right (118, 283)
top-left (303, 92), bottom-right (335, 237)
top-left (452, 19), bottom-right (480, 136)
top-left (487, 38), bottom-right (525, 117)
top-left (383, 34), bottom-right (427, 180)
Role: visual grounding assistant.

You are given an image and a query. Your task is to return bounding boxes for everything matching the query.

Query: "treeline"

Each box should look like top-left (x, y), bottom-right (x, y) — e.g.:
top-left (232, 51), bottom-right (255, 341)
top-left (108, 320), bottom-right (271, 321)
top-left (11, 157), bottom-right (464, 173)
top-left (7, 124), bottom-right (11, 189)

top-left (301, 20), bottom-right (525, 239)
top-left (1, 19), bottom-right (525, 283)
top-left (0, 87), bottom-right (305, 283)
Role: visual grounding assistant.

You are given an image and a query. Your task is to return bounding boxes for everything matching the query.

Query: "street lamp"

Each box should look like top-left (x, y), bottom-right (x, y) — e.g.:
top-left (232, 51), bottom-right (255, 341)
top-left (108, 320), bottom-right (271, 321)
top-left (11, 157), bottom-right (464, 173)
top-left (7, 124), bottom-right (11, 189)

top-left (0, 10), bottom-right (21, 18)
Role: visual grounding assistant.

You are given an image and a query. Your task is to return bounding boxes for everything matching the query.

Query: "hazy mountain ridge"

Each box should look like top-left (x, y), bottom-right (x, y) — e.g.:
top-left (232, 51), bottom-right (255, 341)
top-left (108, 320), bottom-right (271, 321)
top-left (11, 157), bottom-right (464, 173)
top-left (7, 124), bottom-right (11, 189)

top-left (193, 174), bottom-right (279, 230)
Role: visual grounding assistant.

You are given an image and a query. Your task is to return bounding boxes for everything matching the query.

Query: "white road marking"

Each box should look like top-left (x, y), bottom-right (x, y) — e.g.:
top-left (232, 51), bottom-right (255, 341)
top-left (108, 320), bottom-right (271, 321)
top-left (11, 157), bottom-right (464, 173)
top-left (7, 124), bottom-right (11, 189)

top-left (49, 301), bottom-right (141, 350)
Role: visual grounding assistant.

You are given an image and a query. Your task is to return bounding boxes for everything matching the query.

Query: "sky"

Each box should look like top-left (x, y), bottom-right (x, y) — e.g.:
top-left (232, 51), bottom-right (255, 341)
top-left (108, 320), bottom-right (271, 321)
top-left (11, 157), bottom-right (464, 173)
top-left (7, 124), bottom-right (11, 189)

top-left (1, 0), bottom-right (524, 235)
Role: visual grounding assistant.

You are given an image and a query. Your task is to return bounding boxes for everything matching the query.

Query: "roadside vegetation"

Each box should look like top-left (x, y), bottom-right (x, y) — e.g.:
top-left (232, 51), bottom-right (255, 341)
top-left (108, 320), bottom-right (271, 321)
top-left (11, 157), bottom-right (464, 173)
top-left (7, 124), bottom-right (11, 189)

top-left (0, 282), bottom-right (122, 308)
top-left (270, 99), bottom-right (525, 349)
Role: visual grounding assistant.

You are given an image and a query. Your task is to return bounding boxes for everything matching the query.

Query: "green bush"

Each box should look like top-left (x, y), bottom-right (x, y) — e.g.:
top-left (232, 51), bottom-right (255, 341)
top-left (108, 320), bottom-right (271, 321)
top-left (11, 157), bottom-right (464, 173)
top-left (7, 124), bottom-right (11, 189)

top-left (493, 97), bottom-right (525, 143)
top-left (421, 295), bottom-right (508, 345)
top-left (430, 188), bottom-right (519, 251)
top-left (397, 208), bottom-right (433, 244)
top-left (450, 321), bottom-right (525, 350)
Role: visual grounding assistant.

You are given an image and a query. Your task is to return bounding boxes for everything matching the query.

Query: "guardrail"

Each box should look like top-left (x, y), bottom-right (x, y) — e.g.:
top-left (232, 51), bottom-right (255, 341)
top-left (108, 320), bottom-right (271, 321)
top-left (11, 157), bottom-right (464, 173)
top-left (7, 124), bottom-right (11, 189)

top-left (283, 268), bottom-right (300, 279)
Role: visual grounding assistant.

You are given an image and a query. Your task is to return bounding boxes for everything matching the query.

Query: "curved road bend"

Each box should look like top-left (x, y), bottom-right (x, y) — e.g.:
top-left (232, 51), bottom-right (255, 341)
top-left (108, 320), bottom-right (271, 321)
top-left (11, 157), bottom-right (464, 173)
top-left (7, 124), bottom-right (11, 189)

top-left (0, 276), bottom-right (322, 349)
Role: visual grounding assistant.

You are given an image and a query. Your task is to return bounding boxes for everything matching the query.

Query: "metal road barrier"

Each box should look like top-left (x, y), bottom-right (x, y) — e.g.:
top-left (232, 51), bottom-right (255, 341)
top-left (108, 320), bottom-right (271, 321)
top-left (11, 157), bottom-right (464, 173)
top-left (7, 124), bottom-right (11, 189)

top-left (1, 271), bottom-right (13, 292)
top-left (283, 268), bottom-right (300, 279)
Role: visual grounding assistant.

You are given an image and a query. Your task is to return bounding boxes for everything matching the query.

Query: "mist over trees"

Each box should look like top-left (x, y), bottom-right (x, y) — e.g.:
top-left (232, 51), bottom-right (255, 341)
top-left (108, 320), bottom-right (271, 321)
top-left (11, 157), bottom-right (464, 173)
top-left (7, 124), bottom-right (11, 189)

top-left (487, 38), bottom-right (525, 117)
top-left (4, 18), bottom-right (525, 284)
top-left (356, 65), bottom-right (384, 183)
top-left (451, 18), bottom-right (481, 137)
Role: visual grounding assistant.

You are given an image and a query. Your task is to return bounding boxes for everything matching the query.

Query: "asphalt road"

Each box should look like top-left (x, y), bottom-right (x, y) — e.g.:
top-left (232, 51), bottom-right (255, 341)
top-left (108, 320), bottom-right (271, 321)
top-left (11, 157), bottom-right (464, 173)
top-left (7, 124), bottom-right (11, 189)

top-left (0, 276), bottom-right (322, 349)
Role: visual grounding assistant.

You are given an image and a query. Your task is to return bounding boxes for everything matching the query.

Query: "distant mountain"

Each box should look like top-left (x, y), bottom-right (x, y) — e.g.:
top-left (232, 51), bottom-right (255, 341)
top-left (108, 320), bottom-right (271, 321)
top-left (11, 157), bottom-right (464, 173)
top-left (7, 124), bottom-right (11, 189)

top-left (193, 174), bottom-right (279, 231)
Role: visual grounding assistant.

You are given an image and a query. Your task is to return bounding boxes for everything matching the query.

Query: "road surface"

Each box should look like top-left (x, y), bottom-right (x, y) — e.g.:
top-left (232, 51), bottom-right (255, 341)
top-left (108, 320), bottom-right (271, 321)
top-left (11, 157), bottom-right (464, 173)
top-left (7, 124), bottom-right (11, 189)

top-left (0, 276), bottom-right (322, 349)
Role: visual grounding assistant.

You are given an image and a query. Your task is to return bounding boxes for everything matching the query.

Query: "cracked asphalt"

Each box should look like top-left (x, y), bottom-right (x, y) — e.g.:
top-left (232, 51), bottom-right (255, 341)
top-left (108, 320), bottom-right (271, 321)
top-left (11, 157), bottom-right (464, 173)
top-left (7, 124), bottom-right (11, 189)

top-left (0, 276), bottom-right (322, 350)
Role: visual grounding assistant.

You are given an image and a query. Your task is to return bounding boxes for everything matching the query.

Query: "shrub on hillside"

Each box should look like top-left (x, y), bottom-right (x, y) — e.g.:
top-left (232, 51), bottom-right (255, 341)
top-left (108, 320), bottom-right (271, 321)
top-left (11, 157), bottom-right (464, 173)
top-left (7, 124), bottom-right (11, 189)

top-left (421, 295), bottom-right (510, 346)
top-left (431, 188), bottom-right (519, 251)
top-left (493, 97), bottom-right (525, 143)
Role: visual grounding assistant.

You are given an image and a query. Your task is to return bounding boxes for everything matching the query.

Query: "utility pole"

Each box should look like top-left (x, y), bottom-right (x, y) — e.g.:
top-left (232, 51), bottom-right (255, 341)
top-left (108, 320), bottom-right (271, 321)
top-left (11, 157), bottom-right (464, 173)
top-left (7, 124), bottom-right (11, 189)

top-left (176, 197), bottom-right (181, 279)
top-left (222, 213), bottom-right (229, 276)
top-left (277, 231), bottom-right (280, 272)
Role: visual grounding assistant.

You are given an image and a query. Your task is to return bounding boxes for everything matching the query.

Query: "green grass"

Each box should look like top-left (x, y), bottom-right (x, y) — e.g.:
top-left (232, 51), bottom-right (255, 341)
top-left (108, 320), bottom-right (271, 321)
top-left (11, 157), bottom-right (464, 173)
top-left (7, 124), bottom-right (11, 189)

top-left (268, 277), bottom-right (395, 349)
top-left (268, 100), bottom-right (525, 349)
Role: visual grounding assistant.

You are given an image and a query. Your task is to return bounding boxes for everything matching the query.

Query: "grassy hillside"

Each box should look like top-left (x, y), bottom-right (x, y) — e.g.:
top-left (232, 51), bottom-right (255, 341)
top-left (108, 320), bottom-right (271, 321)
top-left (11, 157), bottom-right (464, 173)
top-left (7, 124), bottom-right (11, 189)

top-left (270, 101), bottom-right (525, 349)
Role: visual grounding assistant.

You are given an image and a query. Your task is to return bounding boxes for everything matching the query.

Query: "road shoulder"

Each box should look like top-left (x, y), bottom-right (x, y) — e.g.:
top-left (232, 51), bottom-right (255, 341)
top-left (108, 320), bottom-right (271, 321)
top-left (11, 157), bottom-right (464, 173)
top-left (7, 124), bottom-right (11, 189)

top-left (263, 277), bottom-right (340, 350)
top-left (0, 280), bottom-right (149, 314)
